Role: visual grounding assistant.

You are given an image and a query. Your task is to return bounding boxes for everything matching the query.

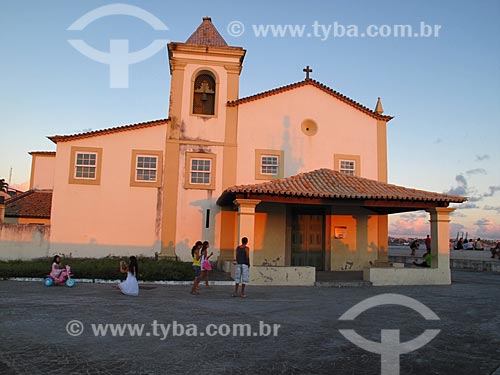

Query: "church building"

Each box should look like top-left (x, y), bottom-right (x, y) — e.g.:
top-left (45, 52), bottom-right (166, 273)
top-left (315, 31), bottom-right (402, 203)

top-left (27, 17), bottom-right (466, 285)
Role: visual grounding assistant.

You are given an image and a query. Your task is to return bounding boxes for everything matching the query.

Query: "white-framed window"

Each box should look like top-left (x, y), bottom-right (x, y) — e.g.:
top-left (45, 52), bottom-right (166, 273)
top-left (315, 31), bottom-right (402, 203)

top-left (185, 152), bottom-right (216, 190)
top-left (339, 160), bottom-right (355, 176)
top-left (261, 155), bottom-right (279, 175)
top-left (69, 147), bottom-right (102, 185)
top-left (255, 149), bottom-right (284, 180)
top-left (334, 154), bottom-right (360, 177)
top-left (130, 150), bottom-right (162, 188)
top-left (190, 158), bottom-right (212, 184)
top-left (135, 155), bottom-right (158, 182)
top-left (75, 152), bottom-right (97, 179)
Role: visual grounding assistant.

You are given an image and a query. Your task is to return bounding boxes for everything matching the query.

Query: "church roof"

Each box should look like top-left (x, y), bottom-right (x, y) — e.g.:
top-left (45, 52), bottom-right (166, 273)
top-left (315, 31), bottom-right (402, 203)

top-left (227, 79), bottom-right (393, 121)
top-left (217, 169), bottom-right (466, 209)
top-left (48, 119), bottom-right (169, 143)
top-left (29, 151), bottom-right (56, 156)
top-left (186, 17), bottom-right (228, 47)
top-left (5, 190), bottom-right (52, 218)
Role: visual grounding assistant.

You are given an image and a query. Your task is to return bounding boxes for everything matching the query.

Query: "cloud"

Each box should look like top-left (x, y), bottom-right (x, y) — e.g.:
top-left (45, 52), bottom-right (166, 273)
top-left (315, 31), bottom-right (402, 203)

top-left (472, 217), bottom-right (500, 239)
top-left (474, 218), bottom-right (491, 226)
top-left (389, 213), bottom-right (430, 237)
top-left (445, 175), bottom-right (499, 205)
top-left (445, 174), bottom-right (468, 196)
top-left (475, 154), bottom-right (490, 162)
top-left (450, 222), bottom-right (466, 236)
top-left (451, 211), bottom-right (467, 218)
top-left (468, 196), bottom-right (483, 202)
top-left (458, 202), bottom-right (479, 209)
top-left (455, 174), bottom-right (467, 186)
top-left (484, 186), bottom-right (500, 197)
top-left (400, 212), bottom-right (427, 219)
top-left (433, 138), bottom-right (443, 144)
top-left (484, 205), bottom-right (500, 214)
top-left (465, 168), bottom-right (487, 176)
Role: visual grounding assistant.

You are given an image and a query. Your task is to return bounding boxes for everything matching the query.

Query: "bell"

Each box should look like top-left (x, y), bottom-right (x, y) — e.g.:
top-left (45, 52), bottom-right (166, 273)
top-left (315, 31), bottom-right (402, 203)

top-left (201, 92), bottom-right (208, 102)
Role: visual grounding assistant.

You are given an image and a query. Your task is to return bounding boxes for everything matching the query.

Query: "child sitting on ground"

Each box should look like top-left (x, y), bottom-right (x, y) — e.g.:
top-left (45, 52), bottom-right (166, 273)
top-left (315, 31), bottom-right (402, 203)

top-left (413, 251), bottom-right (431, 267)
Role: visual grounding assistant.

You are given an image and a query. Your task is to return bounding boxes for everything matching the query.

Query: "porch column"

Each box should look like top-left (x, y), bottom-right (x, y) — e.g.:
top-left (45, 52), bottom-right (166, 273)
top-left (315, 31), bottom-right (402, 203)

top-left (234, 199), bottom-right (261, 266)
top-left (0, 196), bottom-right (5, 223)
top-left (426, 207), bottom-right (455, 271)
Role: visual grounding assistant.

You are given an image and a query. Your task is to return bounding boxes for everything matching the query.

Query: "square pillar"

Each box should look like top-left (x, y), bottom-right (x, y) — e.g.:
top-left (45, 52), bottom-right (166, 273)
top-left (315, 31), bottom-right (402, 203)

top-left (234, 199), bottom-right (261, 266)
top-left (0, 196), bottom-right (5, 223)
top-left (426, 207), bottom-right (455, 272)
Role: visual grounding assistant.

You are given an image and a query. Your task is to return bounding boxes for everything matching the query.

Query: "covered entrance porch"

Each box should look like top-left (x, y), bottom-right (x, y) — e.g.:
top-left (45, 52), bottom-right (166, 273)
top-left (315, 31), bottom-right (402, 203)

top-left (217, 169), bottom-right (466, 286)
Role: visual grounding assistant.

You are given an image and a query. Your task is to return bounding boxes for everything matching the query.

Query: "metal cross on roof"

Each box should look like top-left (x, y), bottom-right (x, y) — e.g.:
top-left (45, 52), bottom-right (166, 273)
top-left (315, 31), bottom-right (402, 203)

top-left (303, 65), bottom-right (312, 80)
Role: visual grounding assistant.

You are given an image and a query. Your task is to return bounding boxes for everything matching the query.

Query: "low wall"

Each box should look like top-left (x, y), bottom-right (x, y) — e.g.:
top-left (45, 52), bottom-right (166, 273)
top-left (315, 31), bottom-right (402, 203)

top-left (0, 224), bottom-right (50, 260)
top-left (389, 255), bottom-right (500, 273)
top-left (250, 266), bottom-right (316, 286)
top-left (363, 267), bottom-right (451, 286)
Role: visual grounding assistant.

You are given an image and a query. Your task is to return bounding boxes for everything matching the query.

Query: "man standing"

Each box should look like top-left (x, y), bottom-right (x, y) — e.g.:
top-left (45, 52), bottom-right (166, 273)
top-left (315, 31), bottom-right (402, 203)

top-left (233, 237), bottom-right (250, 298)
top-left (425, 235), bottom-right (431, 252)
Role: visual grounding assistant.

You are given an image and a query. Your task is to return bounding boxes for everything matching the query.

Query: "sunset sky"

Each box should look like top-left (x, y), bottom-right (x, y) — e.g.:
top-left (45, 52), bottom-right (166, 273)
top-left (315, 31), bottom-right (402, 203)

top-left (1, 0), bottom-right (499, 239)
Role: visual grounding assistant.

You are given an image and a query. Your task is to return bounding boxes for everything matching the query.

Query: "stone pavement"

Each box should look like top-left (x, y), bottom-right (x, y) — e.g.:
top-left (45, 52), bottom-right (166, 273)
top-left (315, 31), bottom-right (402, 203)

top-left (0, 270), bottom-right (499, 375)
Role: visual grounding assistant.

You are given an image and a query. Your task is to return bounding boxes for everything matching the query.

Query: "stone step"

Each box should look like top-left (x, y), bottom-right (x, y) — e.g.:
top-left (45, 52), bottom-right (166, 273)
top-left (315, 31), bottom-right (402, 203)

top-left (315, 280), bottom-right (372, 287)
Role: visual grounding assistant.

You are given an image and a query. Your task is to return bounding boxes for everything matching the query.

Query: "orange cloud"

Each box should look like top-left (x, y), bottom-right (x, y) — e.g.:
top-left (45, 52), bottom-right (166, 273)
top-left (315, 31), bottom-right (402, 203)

top-left (473, 217), bottom-right (500, 239)
top-left (389, 213), bottom-right (430, 238)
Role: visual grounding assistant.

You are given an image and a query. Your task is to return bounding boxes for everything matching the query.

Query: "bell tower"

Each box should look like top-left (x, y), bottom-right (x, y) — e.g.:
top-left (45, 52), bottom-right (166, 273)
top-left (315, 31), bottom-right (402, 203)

top-left (161, 18), bottom-right (246, 257)
top-left (167, 17), bottom-right (246, 138)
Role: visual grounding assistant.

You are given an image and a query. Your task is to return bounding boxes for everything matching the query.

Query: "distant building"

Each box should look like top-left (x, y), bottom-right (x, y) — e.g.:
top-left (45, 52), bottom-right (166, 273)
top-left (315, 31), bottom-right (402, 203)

top-left (4, 190), bottom-right (52, 225)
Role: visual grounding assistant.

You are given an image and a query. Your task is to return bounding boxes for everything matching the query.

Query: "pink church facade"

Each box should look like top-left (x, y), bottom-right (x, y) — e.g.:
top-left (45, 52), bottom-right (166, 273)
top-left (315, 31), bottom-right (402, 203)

top-left (15, 17), bottom-right (465, 285)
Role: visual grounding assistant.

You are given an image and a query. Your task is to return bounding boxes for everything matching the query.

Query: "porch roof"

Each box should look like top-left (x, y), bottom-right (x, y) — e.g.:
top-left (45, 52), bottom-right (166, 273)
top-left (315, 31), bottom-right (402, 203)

top-left (216, 169), bottom-right (467, 214)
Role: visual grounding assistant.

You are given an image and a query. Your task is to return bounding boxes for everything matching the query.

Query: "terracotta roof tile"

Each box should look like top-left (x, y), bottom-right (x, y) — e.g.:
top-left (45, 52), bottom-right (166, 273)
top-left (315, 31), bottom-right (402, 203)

top-left (186, 17), bottom-right (228, 47)
top-left (227, 79), bottom-right (393, 121)
top-left (29, 151), bottom-right (56, 156)
top-left (217, 169), bottom-right (466, 205)
top-left (5, 190), bottom-right (52, 218)
top-left (48, 119), bottom-right (169, 143)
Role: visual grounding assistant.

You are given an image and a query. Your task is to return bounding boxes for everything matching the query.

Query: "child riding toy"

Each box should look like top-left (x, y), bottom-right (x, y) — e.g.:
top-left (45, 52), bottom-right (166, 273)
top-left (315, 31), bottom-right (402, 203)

top-left (44, 255), bottom-right (75, 287)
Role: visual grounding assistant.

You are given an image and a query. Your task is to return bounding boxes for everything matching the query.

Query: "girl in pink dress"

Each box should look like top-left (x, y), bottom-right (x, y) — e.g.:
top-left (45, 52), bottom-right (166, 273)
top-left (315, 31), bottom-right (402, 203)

top-left (50, 255), bottom-right (68, 280)
top-left (200, 241), bottom-right (214, 287)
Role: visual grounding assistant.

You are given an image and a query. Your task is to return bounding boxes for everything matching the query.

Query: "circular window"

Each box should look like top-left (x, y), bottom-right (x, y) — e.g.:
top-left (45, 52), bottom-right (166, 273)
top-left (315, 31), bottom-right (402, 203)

top-left (301, 119), bottom-right (318, 136)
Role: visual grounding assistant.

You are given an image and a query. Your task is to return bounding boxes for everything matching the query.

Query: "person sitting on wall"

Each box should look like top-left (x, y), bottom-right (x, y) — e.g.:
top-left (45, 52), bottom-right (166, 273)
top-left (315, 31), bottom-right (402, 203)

top-left (474, 238), bottom-right (483, 250)
top-left (454, 238), bottom-right (464, 250)
top-left (463, 239), bottom-right (474, 250)
top-left (413, 251), bottom-right (431, 268)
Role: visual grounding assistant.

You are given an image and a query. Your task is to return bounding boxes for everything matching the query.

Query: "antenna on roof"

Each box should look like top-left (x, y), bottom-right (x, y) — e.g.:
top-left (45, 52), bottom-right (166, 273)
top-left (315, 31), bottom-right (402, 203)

top-left (8, 167), bottom-right (12, 185)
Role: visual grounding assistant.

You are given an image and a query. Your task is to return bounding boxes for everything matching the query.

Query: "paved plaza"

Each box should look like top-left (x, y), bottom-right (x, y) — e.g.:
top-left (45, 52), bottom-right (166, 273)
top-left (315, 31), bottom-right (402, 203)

top-left (0, 270), bottom-right (499, 375)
